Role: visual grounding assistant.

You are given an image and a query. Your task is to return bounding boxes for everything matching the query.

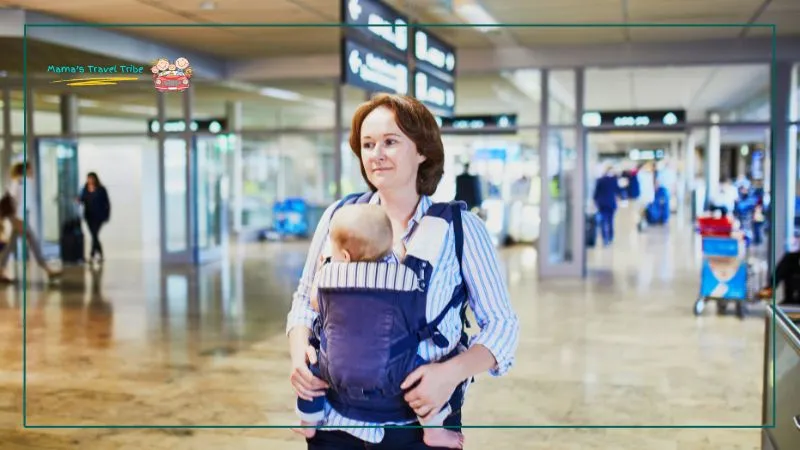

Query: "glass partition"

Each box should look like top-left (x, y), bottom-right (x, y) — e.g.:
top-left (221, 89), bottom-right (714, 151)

top-left (545, 129), bottom-right (577, 264)
top-left (163, 138), bottom-right (188, 253)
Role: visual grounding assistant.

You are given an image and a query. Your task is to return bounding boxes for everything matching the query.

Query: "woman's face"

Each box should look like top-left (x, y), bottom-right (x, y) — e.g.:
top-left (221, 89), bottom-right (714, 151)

top-left (87, 176), bottom-right (96, 186)
top-left (359, 106), bottom-right (425, 194)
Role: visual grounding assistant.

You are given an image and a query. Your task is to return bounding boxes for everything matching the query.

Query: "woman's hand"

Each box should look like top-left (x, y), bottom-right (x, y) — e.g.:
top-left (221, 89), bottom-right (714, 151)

top-left (289, 344), bottom-right (329, 401)
top-left (400, 362), bottom-right (461, 421)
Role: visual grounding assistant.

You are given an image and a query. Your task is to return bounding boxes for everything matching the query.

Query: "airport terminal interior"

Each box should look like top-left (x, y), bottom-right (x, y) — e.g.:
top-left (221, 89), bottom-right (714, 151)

top-left (0, 0), bottom-right (799, 449)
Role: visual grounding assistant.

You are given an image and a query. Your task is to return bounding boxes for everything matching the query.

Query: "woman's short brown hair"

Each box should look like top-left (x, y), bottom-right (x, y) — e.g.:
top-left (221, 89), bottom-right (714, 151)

top-left (349, 94), bottom-right (444, 196)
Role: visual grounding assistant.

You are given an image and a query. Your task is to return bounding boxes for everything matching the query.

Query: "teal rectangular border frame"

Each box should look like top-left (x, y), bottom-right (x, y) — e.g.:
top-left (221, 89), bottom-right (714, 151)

top-left (21, 22), bottom-right (778, 430)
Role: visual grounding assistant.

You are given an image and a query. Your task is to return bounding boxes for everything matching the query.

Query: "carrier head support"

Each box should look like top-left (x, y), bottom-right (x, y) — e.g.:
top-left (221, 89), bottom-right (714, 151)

top-left (329, 204), bottom-right (393, 262)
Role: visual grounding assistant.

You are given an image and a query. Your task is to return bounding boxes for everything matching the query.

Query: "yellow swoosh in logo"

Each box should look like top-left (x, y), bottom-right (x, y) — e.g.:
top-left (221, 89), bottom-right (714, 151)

top-left (50, 77), bottom-right (140, 86)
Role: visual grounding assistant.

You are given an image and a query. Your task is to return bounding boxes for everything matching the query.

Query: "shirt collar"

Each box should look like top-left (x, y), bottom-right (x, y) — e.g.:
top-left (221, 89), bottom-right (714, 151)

top-left (368, 192), bottom-right (431, 236)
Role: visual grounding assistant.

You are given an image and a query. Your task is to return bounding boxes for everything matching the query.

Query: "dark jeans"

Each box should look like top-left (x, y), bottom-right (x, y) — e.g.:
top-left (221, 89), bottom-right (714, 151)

top-left (306, 412), bottom-right (462, 450)
top-left (597, 209), bottom-right (615, 245)
top-left (86, 220), bottom-right (104, 259)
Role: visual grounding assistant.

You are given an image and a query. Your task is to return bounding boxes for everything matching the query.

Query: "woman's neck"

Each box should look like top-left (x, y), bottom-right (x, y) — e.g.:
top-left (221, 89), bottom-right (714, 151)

top-left (379, 186), bottom-right (420, 226)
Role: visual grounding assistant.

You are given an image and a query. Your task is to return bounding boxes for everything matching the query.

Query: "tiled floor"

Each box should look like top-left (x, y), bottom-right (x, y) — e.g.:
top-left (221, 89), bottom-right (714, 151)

top-left (0, 205), bottom-right (766, 449)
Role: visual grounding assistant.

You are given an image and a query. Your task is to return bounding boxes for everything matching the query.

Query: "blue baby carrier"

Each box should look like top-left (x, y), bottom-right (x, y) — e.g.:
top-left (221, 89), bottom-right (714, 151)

top-left (312, 192), bottom-right (471, 423)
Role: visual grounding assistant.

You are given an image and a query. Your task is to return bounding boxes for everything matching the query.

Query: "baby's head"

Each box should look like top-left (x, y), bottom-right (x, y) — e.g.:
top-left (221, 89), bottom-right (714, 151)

top-left (329, 204), bottom-right (392, 263)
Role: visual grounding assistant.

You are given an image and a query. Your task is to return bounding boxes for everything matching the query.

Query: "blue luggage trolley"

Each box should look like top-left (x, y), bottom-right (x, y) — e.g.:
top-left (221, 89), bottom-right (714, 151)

top-left (693, 219), bottom-right (753, 319)
top-left (259, 198), bottom-right (310, 241)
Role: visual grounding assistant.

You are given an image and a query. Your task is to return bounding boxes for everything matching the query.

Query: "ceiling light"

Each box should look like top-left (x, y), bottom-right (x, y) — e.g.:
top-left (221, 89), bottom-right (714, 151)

top-left (199, 1), bottom-right (216, 11)
top-left (259, 87), bottom-right (303, 101)
top-left (454, 2), bottom-right (499, 33)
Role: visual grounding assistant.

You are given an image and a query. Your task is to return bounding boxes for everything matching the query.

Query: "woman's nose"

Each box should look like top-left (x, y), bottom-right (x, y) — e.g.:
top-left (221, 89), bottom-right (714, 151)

top-left (372, 145), bottom-right (386, 160)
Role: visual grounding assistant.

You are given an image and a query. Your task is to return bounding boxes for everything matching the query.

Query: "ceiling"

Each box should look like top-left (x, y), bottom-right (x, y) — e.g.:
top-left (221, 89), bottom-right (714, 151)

top-left (2, 0), bottom-right (798, 59)
top-left (0, 0), bottom-right (787, 146)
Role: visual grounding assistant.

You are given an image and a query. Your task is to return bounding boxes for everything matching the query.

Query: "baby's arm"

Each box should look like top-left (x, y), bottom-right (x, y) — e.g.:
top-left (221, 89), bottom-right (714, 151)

top-left (310, 277), bottom-right (320, 312)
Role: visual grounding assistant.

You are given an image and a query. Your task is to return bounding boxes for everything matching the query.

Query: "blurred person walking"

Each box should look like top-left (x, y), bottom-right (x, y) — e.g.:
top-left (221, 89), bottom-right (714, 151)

top-left (78, 172), bottom-right (111, 265)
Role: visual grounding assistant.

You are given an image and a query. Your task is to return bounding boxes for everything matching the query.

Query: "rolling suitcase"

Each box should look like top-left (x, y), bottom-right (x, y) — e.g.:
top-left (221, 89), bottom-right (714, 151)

top-left (60, 217), bottom-right (84, 264)
top-left (585, 213), bottom-right (598, 248)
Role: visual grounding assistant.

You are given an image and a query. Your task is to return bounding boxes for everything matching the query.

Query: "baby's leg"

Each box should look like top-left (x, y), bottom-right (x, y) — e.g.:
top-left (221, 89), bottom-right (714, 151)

top-left (419, 404), bottom-right (464, 449)
top-left (292, 362), bottom-right (326, 438)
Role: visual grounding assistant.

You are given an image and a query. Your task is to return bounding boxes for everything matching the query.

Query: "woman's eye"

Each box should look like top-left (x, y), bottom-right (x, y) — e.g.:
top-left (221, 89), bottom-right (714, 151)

top-left (384, 139), bottom-right (396, 146)
top-left (362, 142), bottom-right (374, 150)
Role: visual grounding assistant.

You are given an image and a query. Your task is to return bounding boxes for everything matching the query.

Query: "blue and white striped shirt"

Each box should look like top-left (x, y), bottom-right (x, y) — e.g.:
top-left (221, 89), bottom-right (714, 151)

top-left (285, 193), bottom-right (520, 443)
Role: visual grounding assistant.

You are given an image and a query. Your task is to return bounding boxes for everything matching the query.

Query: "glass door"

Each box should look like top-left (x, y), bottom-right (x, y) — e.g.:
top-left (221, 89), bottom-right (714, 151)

top-left (34, 139), bottom-right (79, 261)
top-left (193, 135), bottom-right (229, 263)
top-left (537, 129), bottom-right (586, 277)
top-left (160, 138), bottom-right (191, 264)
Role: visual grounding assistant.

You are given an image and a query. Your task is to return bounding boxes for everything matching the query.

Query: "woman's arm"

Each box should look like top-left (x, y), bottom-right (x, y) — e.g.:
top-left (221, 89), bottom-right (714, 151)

top-left (453, 210), bottom-right (520, 376)
top-left (403, 210), bottom-right (520, 419)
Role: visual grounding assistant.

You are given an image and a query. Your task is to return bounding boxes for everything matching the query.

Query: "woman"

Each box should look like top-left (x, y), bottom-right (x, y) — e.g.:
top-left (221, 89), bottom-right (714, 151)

top-left (286, 94), bottom-right (520, 449)
top-left (7, 162), bottom-right (38, 234)
top-left (78, 172), bottom-right (111, 264)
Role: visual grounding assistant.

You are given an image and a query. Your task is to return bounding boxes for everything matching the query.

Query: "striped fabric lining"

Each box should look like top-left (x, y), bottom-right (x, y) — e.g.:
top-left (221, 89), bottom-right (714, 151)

top-left (317, 261), bottom-right (420, 292)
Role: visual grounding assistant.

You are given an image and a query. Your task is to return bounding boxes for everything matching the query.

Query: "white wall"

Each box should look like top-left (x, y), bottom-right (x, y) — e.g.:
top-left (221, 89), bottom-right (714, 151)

top-left (77, 137), bottom-right (159, 259)
top-left (8, 110), bottom-right (150, 136)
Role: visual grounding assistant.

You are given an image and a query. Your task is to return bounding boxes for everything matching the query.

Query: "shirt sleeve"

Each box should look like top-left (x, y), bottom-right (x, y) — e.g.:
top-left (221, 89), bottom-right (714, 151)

top-left (285, 201), bottom-right (338, 336)
top-left (459, 210), bottom-right (520, 377)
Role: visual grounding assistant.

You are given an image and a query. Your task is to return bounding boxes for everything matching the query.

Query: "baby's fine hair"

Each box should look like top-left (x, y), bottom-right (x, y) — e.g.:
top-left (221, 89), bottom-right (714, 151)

top-left (330, 204), bottom-right (393, 261)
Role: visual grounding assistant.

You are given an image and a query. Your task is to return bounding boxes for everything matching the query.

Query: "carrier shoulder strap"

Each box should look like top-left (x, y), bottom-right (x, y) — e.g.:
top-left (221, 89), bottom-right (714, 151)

top-left (421, 201), bottom-right (471, 344)
top-left (330, 191), bottom-right (373, 217)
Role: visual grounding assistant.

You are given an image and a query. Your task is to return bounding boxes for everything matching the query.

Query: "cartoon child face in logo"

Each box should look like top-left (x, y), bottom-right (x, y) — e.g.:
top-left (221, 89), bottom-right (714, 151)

top-left (156, 58), bottom-right (170, 71)
top-left (168, 64), bottom-right (176, 71)
top-left (151, 66), bottom-right (159, 74)
top-left (175, 57), bottom-right (190, 70)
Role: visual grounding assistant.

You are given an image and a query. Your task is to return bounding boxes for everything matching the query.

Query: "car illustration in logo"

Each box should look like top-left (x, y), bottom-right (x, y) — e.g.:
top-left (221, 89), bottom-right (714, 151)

top-left (155, 73), bottom-right (190, 91)
top-left (151, 57), bottom-right (192, 92)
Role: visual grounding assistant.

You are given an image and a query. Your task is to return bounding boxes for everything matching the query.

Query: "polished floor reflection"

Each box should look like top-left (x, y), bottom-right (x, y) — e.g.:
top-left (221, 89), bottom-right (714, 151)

top-left (0, 208), bottom-right (765, 449)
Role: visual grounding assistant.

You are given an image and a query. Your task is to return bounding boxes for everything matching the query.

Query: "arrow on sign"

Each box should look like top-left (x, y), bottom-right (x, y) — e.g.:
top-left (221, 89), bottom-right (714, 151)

top-left (348, 0), bottom-right (362, 21)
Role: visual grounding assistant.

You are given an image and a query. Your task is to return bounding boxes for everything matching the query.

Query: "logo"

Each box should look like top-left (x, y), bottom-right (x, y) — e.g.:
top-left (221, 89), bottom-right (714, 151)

top-left (151, 57), bottom-right (193, 92)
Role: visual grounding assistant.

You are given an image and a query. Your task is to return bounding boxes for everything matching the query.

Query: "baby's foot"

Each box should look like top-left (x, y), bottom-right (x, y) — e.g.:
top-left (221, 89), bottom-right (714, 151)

top-left (423, 428), bottom-right (464, 449)
top-left (291, 420), bottom-right (319, 439)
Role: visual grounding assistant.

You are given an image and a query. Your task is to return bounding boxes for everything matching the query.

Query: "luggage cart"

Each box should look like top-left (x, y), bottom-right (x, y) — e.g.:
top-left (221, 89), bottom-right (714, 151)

top-left (693, 216), bottom-right (757, 319)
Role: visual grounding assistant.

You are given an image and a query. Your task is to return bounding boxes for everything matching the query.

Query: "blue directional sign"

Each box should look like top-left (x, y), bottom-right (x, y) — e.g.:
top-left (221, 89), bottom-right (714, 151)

top-left (342, 38), bottom-right (409, 95)
top-left (414, 28), bottom-right (456, 78)
top-left (415, 68), bottom-right (455, 116)
top-left (341, 0), bottom-right (409, 55)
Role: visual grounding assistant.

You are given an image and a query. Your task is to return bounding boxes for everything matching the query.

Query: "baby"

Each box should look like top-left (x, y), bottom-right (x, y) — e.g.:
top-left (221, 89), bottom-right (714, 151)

top-left (294, 204), bottom-right (464, 449)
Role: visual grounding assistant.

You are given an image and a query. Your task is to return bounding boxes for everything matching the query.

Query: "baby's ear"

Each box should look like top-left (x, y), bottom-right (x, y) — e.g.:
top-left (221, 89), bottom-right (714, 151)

top-left (342, 250), bottom-right (351, 263)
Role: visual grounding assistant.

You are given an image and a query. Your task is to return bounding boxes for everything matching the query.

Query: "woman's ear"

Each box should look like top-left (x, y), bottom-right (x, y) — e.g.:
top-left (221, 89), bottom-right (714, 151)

top-left (342, 250), bottom-right (351, 263)
top-left (417, 152), bottom-right (427, 164)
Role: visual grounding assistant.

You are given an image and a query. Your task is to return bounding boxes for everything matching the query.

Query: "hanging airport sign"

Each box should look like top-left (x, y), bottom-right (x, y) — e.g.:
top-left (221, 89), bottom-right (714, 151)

top-left (628, 148), bottom-right (666, 161)
top-left (582, 110), bottom-right (686, 128)
top-left (148, 118), bottom-right (227, 135)
top-left (438, 114), bottom-right (517, 133)
top-left (342, 38), bottom-right (409, 95)
top-left (341, 0), bottom-right (408, 54)
top-left (414, 28), bottom-right (456, 78)
top-left (415, 68), bottom-right (455, 117)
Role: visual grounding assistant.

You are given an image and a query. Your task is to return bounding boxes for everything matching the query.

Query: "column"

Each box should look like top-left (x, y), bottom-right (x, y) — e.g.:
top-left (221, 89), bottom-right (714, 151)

top-left (156, 92), bottom-right (167, 256)
top-left (2, 87), bottom-right (10, 186)
top-left (226, 101), bottom-right (243, 234)
top-left (25, 88), bottom-right (33, 166)
top-left (704, 112), bottom-right (721, 209)
top-left (685, 132), bottom-right (697, 220)
top-left (771, 61), bottom-right (798, 265)
top-left (334, 82), bottom-right (343, 200)
top-left (59, 93), bottom-right (78, 137)
top-left (182, 86), bottom-right (194, 257)
top-left (537, 68), bottom-right (550, 278)
top-left (574, 67), bottom-right (587, 277)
